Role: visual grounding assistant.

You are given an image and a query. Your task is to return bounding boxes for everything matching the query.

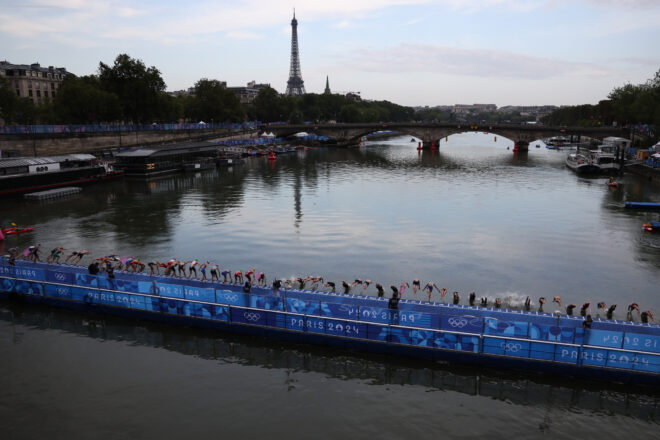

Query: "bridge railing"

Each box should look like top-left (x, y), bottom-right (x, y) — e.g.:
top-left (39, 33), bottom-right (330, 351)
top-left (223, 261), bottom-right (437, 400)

top-left (0, 122), bottom-right (262, 135)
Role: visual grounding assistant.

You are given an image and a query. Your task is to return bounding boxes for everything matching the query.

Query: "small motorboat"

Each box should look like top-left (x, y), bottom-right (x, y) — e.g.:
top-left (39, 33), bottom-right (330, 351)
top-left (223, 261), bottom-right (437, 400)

top-left (643, 222), bottom-right (660, 232)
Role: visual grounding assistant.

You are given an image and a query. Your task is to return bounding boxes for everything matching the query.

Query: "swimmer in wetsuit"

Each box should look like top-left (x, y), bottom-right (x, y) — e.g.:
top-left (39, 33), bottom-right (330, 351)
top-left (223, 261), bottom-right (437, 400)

top-left (495, 298), bottom-right (502, 309)
top-left (480, 297), bottom-right (488, 307)
top-left (375, 283), bottom-right (384, 297)
top-left (342, 281), bottom-right (351, 294)
top-left (199, 262), bottom-right (209, 281)
top-left (453, 292), bottom-right (460, 305)
top-left (390, 285), bottom-right (399, 298)
top-left (234, 270), bottom-right (243, 284)
top-left (362, 280), bottom-right (371, 291)
top-left (423, 282), bottom-right (438, 302)
top-left (538, 297), bottom-right (546, 312)
top-left (566, 304), bottom-right (577, 315)
top-left (65, 250), bottom-right (90, 264)
top-left (322, 281), bottom-right (336, 293)
top-left (412, 279), bottom-right (421, 295)
top-left (524, 296), bottom-right (531, 311)
top-left (469, 292), bottom-right (476, 306)
top-left (553, 296), bottom-right (562, 308)
top-left (641, 310), bottom-right (654, 323)
top-left (350, 279), bottom-right (363, 289)
top-left (627, 303), bottom-right (640, 320)
top-left (257, 272), bottom-right (267, 287)
top-left (188, 260), bottom-right (199, 279)
top-left (47, 247), bottom-right (65, 264)
top-left (148, 261), bottom-right (158, 276)
top-left (606, 304), bottom-right (617, 320)
top-left (440, 288), bottom-right (448, 302)
top-left (210, 265), bottom-right (220, 282)
top-left (221, 269), bottom-right (232, 283)
top-left (580, 302), bottom-right (590, 317)
top-left (309, 276), bottom-right (323, 290)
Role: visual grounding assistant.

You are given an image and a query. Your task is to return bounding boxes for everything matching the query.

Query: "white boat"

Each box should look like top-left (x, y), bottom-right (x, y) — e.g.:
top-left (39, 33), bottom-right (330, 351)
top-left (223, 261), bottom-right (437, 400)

top-left (566, 151), bottom-right (599, 174)
top-left (591, 145), bottom-right (620, 174)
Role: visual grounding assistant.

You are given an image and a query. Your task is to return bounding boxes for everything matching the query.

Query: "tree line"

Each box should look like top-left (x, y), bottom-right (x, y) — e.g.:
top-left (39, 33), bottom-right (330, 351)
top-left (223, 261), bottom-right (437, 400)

top-left (541, 69), bottom-right (660, 129)
top-left (0, 54), bottom-right (414, 125)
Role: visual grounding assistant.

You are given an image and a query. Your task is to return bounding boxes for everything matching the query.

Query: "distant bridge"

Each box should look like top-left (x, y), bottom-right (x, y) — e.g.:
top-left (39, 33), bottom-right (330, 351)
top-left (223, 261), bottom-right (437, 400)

top-left (267, 122), bottom-right (630, 150)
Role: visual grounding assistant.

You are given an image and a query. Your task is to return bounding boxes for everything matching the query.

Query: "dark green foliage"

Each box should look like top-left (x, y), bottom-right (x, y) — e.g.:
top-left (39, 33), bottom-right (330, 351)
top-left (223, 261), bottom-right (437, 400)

top-left (188, 79), bottom-right (245, 122)
top-left (53, 75), bottom-right (121, 123)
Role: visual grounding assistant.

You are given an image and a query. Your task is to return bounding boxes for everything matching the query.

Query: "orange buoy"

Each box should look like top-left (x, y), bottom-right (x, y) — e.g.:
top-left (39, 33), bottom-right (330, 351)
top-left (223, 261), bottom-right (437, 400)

top-left (268, 148), bottom-right (276, 160)
top-left (417, 141), bottom-right (422, 151)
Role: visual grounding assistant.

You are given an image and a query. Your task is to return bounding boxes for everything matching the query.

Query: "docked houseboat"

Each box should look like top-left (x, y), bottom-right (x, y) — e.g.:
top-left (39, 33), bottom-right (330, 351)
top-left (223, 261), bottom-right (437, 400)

top-left (565, 151), bottom-right (599, 174)
top-left (0, 154), bottom-right (123, 196)
top-left (115, 141), bottom-right (223, 177)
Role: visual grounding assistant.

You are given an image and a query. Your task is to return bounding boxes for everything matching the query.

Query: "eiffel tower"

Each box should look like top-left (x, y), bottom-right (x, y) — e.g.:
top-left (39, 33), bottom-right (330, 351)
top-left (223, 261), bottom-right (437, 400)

top-left (285, 10), bottom-right (305, 96)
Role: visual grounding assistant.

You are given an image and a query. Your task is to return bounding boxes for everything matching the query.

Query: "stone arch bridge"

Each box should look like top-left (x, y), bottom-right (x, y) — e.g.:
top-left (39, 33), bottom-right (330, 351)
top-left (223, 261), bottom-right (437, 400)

top-left (267, 122), bottom-right (630, 150)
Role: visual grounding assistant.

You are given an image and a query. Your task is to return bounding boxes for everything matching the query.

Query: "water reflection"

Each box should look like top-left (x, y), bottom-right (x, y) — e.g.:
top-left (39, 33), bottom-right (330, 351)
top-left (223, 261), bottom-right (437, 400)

top-left (2, 300), bottom-right (658, 421)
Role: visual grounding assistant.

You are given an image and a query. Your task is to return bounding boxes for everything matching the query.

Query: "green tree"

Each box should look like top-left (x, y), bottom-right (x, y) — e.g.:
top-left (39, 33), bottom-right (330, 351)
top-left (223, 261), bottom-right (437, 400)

top-left (189, 79), bottom-right (244, 122)
top-left (0, 76), bottom-right (20, 123)
top-left (98, 54), bottom-right (166, 123)
top-left (53, 75), bottom-right (121, 123)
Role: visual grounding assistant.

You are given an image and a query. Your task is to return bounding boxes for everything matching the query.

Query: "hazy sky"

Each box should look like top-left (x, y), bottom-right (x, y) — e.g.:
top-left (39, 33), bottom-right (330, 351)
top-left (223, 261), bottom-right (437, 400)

top-left (1, 0), bottom-right (658, 106)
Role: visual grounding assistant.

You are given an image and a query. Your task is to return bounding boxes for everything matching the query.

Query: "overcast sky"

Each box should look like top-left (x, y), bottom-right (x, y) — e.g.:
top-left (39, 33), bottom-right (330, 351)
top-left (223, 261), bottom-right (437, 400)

top-left (1, 0), bottom-right (658, 106)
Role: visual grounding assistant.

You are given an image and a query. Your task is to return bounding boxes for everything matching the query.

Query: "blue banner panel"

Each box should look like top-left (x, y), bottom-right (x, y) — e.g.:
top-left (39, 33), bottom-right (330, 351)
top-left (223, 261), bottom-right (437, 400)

top-left (345, 322), bottom-right (367, 339)
top-left (231, 307), bottom-right (267, 326)
top-left (484, 318), bottom-right (529, 338)
top-left (410, 329), bottom-right (435, 347)
top-left (46, 269), bottom-right (74, 284)
top-left (184, 286), bottom-right (215, 303)
top-left (580, 347), bottom-right (608, 367)
top-left (137, 281), bottom-right (161, 295)
top-left (249, 295), bottom-right (283, 311)
top-left (161, 299), bottom-right (186, 315)
top-left (606, 350), bottom-right (636, 370)
top-left (390, 327), bottom-right (411, 344)
top-left (2, 279), bottom-right (43, 295)
top-left (5, 266), bottom-right (46, 281)
top-left (286, 315), bottom-right (305, 331)
top-left (585, 329), bottom-right (623, 349)
top-left (44, 283), bottom-right (73, 299)
top-left (320, 302), bottom-right (359, 320)
top-left (399, 311), bottom-right (434, 329)
top-left (285, 298), bottom-right (320, 315)
top-left (366, 324), bottom-right (389, 342)
top-left (216, 290), bottom-right (248, 306)
top-left (529, 342), bottom-right (556, 361)
top-left (529, 323), bottom-right (576, 343)
top-left (482, 337), bottom-right (505, 356)
top-left (74, 274), bottom-right (98, 288)
top-left (145, 297), bottom-right (161, 312)
top-left (156, 283), bottom-right (184, 299)
top-left (634, 354), bottom-right (660, 374)
top-left (359, 306), bottom-right (391, 324)
top-left (87, 291), bottom-right (146, 310)
top-left (306, 317), bottom-right (326, 334)
top-left (193, 302), bottom-right (215, 319)
top-left (112, 279), bottom-right (139, 293)
top-left (434, 332), bottom-right (479, 352)
top-left (573, 328), bottom-right (586, 345)
top-left (212, 305), bottom-right (229, 321)
top-left (624, 332), bottom-right (660, 354)
top-left (503, 339), bottom-right (530, 358)
top-left (267, 311), bottom-right (286, 329)
top-left (554, 345), bottom-right (579, 364)
top-left (440, 315), bottom-right (482, 334)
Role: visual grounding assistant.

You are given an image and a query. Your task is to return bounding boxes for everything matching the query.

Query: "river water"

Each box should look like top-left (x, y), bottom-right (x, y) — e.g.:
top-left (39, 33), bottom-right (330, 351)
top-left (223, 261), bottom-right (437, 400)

top-left (1, 134), bottom-right (659, 438)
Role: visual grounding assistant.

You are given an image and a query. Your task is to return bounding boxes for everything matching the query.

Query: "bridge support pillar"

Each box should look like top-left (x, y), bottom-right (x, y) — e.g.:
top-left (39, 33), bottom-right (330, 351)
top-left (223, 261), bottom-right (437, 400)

top-left (422, 140), bottom-right (436, 150)
top-left (513, 141), bottom-right (529, 152)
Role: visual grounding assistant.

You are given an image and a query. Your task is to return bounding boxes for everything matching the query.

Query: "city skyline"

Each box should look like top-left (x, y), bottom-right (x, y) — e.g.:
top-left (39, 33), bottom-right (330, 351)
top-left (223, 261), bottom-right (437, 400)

top-left (1, 1), bottom-right (658, 107)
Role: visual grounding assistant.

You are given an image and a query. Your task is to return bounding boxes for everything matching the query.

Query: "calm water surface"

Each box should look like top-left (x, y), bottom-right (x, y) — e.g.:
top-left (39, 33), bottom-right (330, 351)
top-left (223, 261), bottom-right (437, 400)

top-left (1, 134), bottom-right (659, 438)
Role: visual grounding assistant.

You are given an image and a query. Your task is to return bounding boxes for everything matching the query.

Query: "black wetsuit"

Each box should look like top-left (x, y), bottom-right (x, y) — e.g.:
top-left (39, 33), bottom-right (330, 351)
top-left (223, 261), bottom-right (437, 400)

top-left (342, 282), bottom-right (350, 294)
top-left (376, 284), bottom-right (384, 297)
top-left (88, 262), bottom-right (99, 275)
top-left (469, 292), bottom-right (476, 306)
top-left (453, 293), bottom-right (460, 305)
top-left (566, 305), bottom-right (576, 315)
top-left (388, 295), bottom-right (400, 310)
top-left (326, 282), bottom-right (336, 292)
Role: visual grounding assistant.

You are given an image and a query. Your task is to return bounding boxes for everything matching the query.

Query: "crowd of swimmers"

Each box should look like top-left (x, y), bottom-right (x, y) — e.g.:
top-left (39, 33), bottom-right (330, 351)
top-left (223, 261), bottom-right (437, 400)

top-left (3, 245), bottom-right (655, 324)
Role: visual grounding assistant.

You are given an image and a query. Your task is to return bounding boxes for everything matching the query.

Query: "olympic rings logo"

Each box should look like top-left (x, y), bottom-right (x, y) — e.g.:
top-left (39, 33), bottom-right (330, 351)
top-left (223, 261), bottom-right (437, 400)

top-left (447, 317), bottom-right (469, 328)
top-left (54, 273), bottom-right (66, 281)
top-left (244, 312), bottom-right (261, 322)
top-left (223, 293), bottom-right (238, 302)
top-left (500, 342), bottom-right (522, 352)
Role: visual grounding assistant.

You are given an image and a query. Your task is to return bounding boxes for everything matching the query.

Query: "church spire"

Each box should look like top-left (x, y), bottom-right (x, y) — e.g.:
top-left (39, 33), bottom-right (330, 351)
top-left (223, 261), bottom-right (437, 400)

top-left (324, 75), bottom-right (331, 94)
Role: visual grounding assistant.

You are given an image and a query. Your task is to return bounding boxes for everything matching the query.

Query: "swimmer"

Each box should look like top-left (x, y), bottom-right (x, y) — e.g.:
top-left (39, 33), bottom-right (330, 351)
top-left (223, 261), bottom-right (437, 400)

top-left (400, 281), bottom-right (409, 297)
top-left (177, 260), bottom-right (187, 278)
top-left (440, 288), bottom-right (448, 301)
top-left (583, 314), bottom-right (593, 329)
top-left (388, 289), bottom-right (400, 310)
top-left (627, 303), bottom-right (640, 320)
top-left (322, 281), bottom-right (336, 293)
top-left (495, 298), bottom-right (502, 309)
top-left (375, 283), bottom-right (384, 297)
top-left (148, 261), bottom-right (159, 276)
top-left (453, 291), bottom-right (460, 305)
top-left (580, 302), bottom-right (590, 317)
top-left (524, 296), bottom-right (531, 311)
top-left (538, 297), bottom-right (546, 312)
top-left (412, 279), bottom-right (421, 295)
top-left (245, 269), bottom-right (255, 283)
top-left (309, 276), bottom-right (323, 290)
top-left (234, 270), bottom-right (243, 284)
top-left (566, 304), bottom-right (577, 315)
top-left (47, 247), bottom-right (65, 264)
top-left (28, 244), bottom-right (41, 262)
top-left (362, 280), bottom-right (372, 291)
top-left (188, 260), bottom-right (199, 279)
top-left (606, 304), bottom-right (617, 319)
top-left (390, 285), bottom-right (399, 298)
top-left (210, 265), bottom-right (220, 282)
top-left (221, 269), bottom-right (232, 283)
top-left (597, 302), bottom-right (606, 311)
top-left (257, 271), bottom-right (267, 287)
top-left (423, 282), bottom-right (438, 302)
top-left (131, 259), bottom-right (145, 273)
top-left (64, 249), bottom-right (90, 264)
top-left (199, 261), bottom-right (209, 281)
top-left (641, 310), bottom-right (654, 323)
top-left (342, 281), bottom-right (351, 294)
top-left (469, 292), bottom-right (476, 306)
top-left (350, 279), bottom-right (363, 289)
top-left (165, 260), bottom-right (177, 277)
top-left (480, 297), bottom-right (488, 307)
top-left (553, 296), bottom-right (562, 308)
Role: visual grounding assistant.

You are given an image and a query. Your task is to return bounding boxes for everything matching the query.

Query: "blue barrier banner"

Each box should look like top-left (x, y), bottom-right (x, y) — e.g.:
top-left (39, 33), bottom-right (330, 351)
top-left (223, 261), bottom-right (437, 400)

top-left (345, 322), bottom-right (367, 339)
top-left (160, 299), bottom-right (187, 315)
top-left (484, 318), bottom-right (529, 338)
top-left (145, 297), bottom-right (160, 312)
top-left (440, 315), bottom-right (482, 334)
top-left (71, 287), bottom-right (95, 302)
top-left (213, 305), bottom-right (229, 321)
top-left (110, 279), bottom-right (139, 292)
top-left (286, 298), bottom-right (320, 315)
top-left (137, 281), bottom-right (161, 295)
top-left (287, 315), bottom-right (305, 331)
top-left (1, 279), bottom-right (43, 295)
top-left (46, 269), bottom-right (74, 284)
top-left (249, 295), bottom-right (283, 311)
top-left (606, 350), bottom-right (637, 370)
top-left (1, 266), bottom-right (45, 281)
top-left (192, 302), bottom-right (215, 319)
top-left (390, 327), bottom-right (411, 344)
top-left (231, 307), bottom-right (267, 325)
top-left (503, 339), bottom-right (531, 358)
top-left (399, 311), bottom-right (435, 329)
top-left (44, 283), bottom-right (72, 299)
top-left (306, 317), bottom-right (325, 334)
top-left (482, 337), bottom-right (505, 356)
top-left (529, 342), bottom-right (556, 361)
top-left (267, 311), bottom-right (286, 329)
top-left (366, 324), bottom-right (389, 342)
top-left (320, 302), bottom-right (359, 320)
top-left (434, 332), bottom-right (479, 352)
top-left (624, 332), bottom-right (660, 354)
top-left (156, 283), bottom-right (184, 299)
top-left (580, 347), bottom-right (608, 367)
top-left (74, 274), bottom-right (98, 288)
top-left (554, 345), bottom-right (579, 364)
top-left (634, 354), bottom-right (660, 374)
top-left (585, 329), bottom-right (623, 349)
top-left (216, 290), bottom-right (248, 306)
top-left (529, 323), bottom-right (576, 343)
top-left (184, 286), bottom-right (215, 303)
top-left (359, 306), bottom-right (391, 324)
top-left (410, 329), bottom-right (435, 347)
top-left (87, 290), bottom-right (146, 310)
